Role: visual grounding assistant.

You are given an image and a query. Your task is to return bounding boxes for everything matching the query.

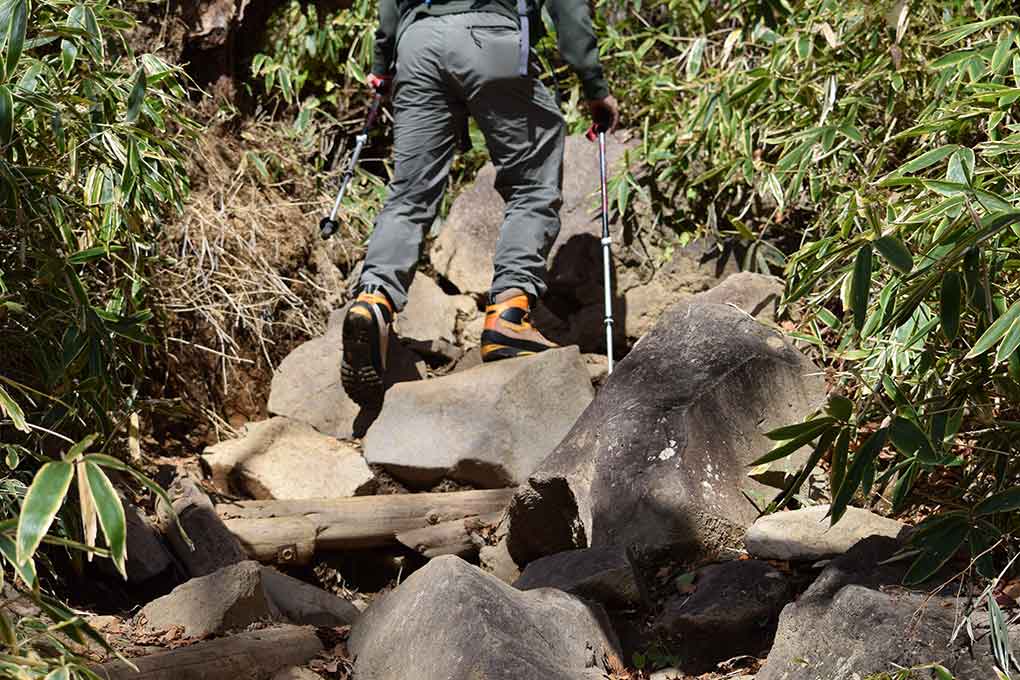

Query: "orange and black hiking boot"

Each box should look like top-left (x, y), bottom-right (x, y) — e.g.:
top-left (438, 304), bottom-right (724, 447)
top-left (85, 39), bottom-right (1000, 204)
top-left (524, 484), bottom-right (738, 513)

top-left (481, 292), bottom-right (558, 363)
top-left (341, 290), bottom-right (393, 407)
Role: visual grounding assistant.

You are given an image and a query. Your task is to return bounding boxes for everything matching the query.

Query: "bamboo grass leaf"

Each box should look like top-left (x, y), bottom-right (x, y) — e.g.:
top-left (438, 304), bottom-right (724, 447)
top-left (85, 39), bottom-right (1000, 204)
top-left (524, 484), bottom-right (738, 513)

top-left (994, 316), bottom-right (1020, 365)
top-left (904, 513), bottom-right (969, 584)
top-left (84, 461), bottom-right (126, 577)
top-left (830, 428), bottom-right (887, 525)
top-left (874, 235), bottom-right (913, 274)
top-left (4, 0), bottom-right (27, 80)
top-left (966, 300), bottom-right (1020, 358)
top-left (16, 461), bottom-right (73, 565)
top-left (125, 66), bottom-right (146, 123)
top-left (974, 487), bottom-right (1020, 516)
top-left (894, 145), bottom-right (959, 175)
top-left (940, 272), bottom-right (962, 341)
top-left (851, 244), bottom-right (872, 330)
top-left (0, 383), bottom-right (28, 433)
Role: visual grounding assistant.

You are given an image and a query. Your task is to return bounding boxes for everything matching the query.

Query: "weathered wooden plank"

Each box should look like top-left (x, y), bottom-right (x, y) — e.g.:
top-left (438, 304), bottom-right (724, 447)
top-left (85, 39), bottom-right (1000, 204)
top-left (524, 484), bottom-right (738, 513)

top-left (93, 626), bottom-right (323, 680)
top-left (395, 512), bottom-right (502, 559)
top-left (219, 489), bottom-right (514, 555)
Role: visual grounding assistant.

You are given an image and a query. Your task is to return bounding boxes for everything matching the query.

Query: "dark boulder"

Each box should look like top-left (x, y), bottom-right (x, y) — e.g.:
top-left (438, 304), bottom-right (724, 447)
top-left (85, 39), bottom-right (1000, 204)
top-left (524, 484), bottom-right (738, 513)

top-left (506, 302), bottom-right (825, 565)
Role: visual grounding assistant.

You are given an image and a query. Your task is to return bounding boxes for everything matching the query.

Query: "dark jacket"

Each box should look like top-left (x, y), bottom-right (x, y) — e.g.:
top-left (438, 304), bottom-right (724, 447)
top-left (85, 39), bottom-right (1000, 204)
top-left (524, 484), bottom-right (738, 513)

top-left (371, 0), bottom-right (609, 100)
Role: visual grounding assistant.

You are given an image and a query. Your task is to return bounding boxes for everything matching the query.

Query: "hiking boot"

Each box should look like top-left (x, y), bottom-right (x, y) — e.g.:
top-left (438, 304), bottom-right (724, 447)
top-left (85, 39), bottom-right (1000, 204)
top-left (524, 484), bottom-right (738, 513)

top-left (341, 291), bottom-right (393, 407)
top-left (481, 292), bottom-right (558, 363)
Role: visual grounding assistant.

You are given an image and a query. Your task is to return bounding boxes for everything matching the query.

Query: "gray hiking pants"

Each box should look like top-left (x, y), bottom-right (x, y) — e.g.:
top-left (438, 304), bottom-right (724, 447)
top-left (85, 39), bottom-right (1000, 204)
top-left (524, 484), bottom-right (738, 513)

top-left (359, 11), bottom-right (566, 311)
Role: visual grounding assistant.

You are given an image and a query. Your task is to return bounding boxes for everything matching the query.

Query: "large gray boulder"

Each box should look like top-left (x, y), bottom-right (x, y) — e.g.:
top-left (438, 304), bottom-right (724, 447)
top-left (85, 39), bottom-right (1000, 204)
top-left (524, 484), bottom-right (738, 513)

top-left (268, 308), bottom-right (424, 439)
top-left (201, 417), bottom-right (375, 500)
top-left (745, 504), bottom-right (908, 561)
top-left (559, 239), bottom-right (740, 354)
top-left (506, 302), bottom-right (826, 565)
top-left (363, 347), bottom-right (594, 488)
top-left (350, 555), bottom-right (621, 680)
top-left (431, 133), bottom-right (636, 296)
top-left (691, 271), bottom-right (784, 322)
top-left (619, 242), bottom-right (743, 344)
top-left (758, 536), bottom-right (1020, 680)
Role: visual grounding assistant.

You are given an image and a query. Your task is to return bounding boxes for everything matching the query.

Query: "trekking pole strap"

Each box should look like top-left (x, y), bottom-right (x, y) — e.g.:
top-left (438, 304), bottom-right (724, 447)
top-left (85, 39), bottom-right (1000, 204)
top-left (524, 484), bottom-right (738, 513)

top-left (517, 0), bottom-right (530, 77)
top-left (363, 93), bottom-right (385, 135)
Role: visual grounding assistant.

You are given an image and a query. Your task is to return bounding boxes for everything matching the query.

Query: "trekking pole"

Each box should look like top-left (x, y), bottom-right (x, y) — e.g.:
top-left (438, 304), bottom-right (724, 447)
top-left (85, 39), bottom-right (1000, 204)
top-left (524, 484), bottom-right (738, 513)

top-left (587, 122), bottom-right (614, 374)
top-left (320, 91), bottom-right (385, 240)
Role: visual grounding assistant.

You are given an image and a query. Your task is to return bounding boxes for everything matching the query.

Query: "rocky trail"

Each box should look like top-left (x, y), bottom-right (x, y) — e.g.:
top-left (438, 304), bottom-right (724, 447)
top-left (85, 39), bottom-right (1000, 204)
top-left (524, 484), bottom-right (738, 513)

top-left (55, 132), bottom-right (1017, 680)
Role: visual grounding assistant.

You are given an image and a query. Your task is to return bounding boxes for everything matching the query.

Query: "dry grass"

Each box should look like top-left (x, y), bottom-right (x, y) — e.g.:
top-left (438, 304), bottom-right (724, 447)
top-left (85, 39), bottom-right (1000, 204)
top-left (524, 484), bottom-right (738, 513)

top-left (150, 114), bottom-right (379, 444)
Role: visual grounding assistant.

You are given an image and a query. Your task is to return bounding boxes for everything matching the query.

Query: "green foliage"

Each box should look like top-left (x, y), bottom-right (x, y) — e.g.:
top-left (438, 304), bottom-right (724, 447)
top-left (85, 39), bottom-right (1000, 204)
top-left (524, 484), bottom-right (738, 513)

top-left (252, 0), bottom-right (378, 128)
top-left (864, 663), bottom-right (958, 680)
top-left (0, 0), bottom-right (192, 674)
top-left (596, 0), bottom-right (1020, 578)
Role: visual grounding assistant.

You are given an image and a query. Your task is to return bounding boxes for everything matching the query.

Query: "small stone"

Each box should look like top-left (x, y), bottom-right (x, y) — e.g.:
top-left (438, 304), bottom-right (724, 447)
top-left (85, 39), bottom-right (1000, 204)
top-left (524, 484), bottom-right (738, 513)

top-left (649, 670), bottom-right (682, 680)
top-left (86, 615), bottom-right (122, 632)
top-left (460, 315), bottom-right (485, 348)
top-left (272, 668), bottom-right (322, 680)
top-left (261, 566), bottom-right (360, 627)
top-left (139, 561), bottom-right (360, 638)
top-left (202, 417), bottom-right (375, 500)
top-left (582, 353), bottom-right (609, 386)
top-left (745, 505), bottom-right (908, 561)
top-left (140, 561), bottom-right (271, 638)
top-left (758, 536), bottom-right (1020, 680)
top-left (479, 537), bottom-right (521, 585)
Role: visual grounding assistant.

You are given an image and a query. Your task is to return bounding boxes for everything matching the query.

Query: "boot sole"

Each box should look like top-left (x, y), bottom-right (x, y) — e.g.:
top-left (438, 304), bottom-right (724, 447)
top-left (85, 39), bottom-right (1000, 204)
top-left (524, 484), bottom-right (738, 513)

top-left (480, 343), bottom-right (540, 363)
top-left (341, 311), bottom-right (384, 408)
top-left (480, 329), bottom-right (555, 363)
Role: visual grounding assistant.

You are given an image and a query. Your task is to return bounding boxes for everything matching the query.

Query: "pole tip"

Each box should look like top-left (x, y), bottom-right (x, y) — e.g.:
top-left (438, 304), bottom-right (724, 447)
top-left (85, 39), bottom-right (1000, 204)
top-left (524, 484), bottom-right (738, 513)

top-left (319, 217), bottom-right (338, 240)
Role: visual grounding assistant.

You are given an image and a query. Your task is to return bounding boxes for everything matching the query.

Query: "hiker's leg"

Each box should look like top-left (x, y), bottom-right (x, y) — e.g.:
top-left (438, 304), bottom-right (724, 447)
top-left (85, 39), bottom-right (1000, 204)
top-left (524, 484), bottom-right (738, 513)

top-left (449, 13), bottom-right (565, 301)
top-left (359, 18), bottom-right (463, 311)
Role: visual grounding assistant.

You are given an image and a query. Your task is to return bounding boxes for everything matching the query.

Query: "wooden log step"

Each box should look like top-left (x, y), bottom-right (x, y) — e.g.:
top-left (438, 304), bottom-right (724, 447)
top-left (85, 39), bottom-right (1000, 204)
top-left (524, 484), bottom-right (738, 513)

top-left (395, 512), bottom-right (502, 559)
top-left (218, 489), bottom-right (514, 560)
top-left (93, 625), bottom-right (323, 680)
